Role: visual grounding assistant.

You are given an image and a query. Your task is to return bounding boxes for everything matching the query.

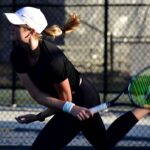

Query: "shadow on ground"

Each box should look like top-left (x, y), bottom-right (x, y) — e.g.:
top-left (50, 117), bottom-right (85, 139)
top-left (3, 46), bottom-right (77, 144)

top-left (0, 146), bottom-right (150, 150)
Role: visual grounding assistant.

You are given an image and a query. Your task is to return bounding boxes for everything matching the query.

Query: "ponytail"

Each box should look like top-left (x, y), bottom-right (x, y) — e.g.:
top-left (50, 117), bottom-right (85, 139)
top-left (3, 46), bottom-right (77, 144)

top-left (44, 12), bottom-right (80, 39)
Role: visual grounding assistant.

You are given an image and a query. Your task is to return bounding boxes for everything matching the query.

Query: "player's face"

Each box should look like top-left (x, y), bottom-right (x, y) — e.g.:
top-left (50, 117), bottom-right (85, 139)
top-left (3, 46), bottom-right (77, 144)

top-left (9, 24), bottom-right (32, 43)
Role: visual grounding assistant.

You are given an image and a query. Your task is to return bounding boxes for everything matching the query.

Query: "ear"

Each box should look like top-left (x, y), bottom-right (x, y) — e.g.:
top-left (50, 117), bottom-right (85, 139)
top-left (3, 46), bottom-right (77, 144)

top-left (24, 29), bottom-right (36, 39)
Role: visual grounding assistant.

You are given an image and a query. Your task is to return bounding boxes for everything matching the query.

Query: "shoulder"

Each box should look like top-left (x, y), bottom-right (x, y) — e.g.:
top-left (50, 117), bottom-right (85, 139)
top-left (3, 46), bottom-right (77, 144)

top-left (41, 39), bottom-right (61, 52)
top-left (44, 40), bottom-right (57, 49)
top-left (41, 39), bottom-right (64, 61)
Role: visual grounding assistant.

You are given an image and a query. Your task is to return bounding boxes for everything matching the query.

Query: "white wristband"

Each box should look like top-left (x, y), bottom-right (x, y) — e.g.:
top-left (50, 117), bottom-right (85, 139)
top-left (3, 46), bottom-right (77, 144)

top-left (63, 101), bottom-right (75, 113)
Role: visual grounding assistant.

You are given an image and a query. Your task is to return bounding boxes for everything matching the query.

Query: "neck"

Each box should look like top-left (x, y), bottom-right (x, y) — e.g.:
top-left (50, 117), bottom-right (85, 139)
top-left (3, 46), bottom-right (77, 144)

top-left (20, 37), bottom-right (39, 51)
top-left (29, 37), bottom-right (39, 50)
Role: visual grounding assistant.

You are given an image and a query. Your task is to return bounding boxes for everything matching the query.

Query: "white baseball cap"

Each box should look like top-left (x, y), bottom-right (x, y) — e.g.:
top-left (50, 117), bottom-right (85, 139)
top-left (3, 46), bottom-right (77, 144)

top-left (4, 7), bottom-right (48, 33)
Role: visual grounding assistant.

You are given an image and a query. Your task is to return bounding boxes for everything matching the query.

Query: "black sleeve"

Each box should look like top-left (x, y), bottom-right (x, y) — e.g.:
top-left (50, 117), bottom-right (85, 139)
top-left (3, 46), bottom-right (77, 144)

top-left (10, 48), bottom-right (30, 73)
top-left (50, 53), bottom-right (68, 84)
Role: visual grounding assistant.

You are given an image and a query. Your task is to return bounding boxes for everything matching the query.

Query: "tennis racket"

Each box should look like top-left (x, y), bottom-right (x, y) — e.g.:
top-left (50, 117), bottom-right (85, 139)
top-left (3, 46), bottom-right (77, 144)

top-left (90, 66), bottom-right (150, 114)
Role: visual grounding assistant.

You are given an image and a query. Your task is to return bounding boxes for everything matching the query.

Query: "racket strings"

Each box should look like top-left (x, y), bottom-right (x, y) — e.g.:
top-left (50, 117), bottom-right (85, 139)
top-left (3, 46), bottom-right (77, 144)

top-left (130, 69), bottom-right (150, 107)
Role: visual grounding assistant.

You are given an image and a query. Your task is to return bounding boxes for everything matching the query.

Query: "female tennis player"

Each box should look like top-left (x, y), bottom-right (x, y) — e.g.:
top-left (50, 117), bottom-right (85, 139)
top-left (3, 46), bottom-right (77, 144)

top-left (4, 7), bottom-right (150, 150)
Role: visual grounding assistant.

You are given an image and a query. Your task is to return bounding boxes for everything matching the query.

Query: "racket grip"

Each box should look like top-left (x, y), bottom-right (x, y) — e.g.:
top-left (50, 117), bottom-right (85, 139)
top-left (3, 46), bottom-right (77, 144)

top-left (89, 103), bottom-right (108, 114)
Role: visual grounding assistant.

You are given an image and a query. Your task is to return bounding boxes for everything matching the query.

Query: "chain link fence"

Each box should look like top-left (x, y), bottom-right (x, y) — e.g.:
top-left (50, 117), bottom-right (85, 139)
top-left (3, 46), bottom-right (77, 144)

top-left (0, 0), bottom-right (150, 148)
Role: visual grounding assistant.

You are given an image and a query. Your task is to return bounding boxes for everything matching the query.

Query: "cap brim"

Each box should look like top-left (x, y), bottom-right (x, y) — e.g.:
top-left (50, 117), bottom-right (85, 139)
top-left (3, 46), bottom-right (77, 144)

top-left (4, 13), bottom-right (25, 25)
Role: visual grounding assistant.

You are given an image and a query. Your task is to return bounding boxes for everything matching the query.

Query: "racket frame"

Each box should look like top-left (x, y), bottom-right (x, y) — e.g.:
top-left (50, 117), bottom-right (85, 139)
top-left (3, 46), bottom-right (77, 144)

top-left (90, 66), bottom-right (150, 114)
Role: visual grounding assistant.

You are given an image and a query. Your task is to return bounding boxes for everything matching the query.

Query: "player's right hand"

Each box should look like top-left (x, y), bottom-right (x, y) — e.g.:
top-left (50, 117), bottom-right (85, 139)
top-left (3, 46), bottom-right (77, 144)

top-left (70, 105), bottom-right (93, 121)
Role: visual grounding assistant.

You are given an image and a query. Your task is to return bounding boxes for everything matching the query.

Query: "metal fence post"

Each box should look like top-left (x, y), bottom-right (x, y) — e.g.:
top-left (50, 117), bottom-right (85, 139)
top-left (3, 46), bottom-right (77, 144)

top-left (103, 0), bottom-right (109, 101)
top-left (11, 0), bottom-right (17, 107)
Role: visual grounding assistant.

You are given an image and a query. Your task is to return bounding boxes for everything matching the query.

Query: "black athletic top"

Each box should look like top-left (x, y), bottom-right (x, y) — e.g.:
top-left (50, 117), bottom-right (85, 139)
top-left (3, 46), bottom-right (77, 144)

top-left (10, 39), bottom-right (81, 98)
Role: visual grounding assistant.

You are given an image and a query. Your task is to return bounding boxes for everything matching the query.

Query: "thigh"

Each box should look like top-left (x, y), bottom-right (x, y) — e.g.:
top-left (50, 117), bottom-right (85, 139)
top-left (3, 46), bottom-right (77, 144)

top-left (31, 112), bottom-right (81, 150)
top-left (81, 113), bottom-right (109, 150)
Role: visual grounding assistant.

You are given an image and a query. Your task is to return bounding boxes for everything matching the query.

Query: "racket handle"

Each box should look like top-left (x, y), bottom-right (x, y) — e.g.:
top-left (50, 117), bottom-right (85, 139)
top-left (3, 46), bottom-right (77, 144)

top-left (89, 103), bottom-right (108, 114)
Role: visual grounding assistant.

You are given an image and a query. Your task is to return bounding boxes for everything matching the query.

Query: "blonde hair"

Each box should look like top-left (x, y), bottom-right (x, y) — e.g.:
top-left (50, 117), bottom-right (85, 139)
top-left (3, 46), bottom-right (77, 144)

top-left (43, 12), bottom-right (80, 39)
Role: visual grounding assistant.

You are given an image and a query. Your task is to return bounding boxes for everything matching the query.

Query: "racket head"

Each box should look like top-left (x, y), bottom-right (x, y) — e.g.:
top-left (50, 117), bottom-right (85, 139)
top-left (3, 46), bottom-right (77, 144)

top-left (128, 66), bottom-right (150, 109)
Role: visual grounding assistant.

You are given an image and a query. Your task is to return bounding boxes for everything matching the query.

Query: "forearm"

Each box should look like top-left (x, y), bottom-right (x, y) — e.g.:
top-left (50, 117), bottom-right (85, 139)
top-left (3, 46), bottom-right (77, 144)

top-left (36, 102), bottom-right (76, 122)
top-left (15, 108), bottom-right (58, 124)
top-left (39, 107), bottom-right (57, 118)
top-left (36, 107), bottom-right (57, 121)
top-left (33, 92), bottom-right (66, 111)
top-left (34, 92), bottom-right (93, 121)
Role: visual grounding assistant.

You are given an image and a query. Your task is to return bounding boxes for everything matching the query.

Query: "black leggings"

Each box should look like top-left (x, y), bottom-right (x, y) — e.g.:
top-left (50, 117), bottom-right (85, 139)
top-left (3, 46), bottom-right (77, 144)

top-left (31, 78), bottom-right (138, 150)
